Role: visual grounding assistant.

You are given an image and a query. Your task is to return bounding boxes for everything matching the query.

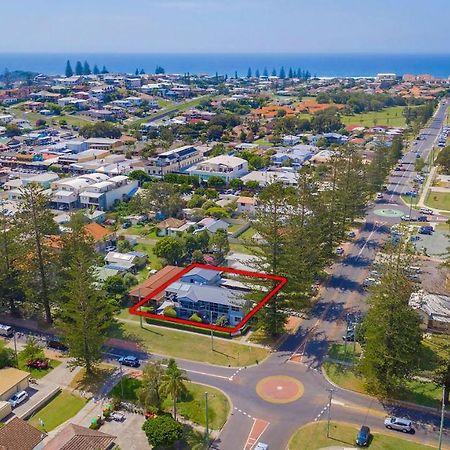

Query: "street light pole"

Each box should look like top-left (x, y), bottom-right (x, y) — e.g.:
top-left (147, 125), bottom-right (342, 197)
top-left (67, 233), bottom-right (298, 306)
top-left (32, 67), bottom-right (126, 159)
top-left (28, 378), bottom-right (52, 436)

top-left (13, 332), bottom-right (18, 368)
top-left (204, 391), bottom-right (209, 445)
top-left (438, 384), bottom-right (446, 450)
top-left (210, 310), bottom-right (214, 351)
top-left (326, 388), bottom-right (335, 438)
top-left (119, 363), bottom-right (124, 398)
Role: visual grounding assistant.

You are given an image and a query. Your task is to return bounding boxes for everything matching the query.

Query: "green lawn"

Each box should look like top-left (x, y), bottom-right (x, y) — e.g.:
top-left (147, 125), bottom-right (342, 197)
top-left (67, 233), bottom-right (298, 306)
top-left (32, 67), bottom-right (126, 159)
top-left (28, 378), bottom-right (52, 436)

top-left (109, 320), bottom-right (268, 366)
top-left (238, 227), bottom-right (258, 240)
top-left (254, 138), bottom-right (273, 147)
top-left (327, 343), bottom-right (361, 363)
top-left (229, 242), bottom-right (257, 254)
top-left (288, 421), bottom-right (434, 450)
top-left (341, 106), bottom-right (407, 128)
top-left (111, 378), bottom-right (230, 430)
top-left (425, 191), bottom-right (450, 211)
top-left (17, 354), bottom-right (61, 379)
top-left (323, 362), bottom-right (443, 408)
top-left (29, 390), bottom-right (87, 431)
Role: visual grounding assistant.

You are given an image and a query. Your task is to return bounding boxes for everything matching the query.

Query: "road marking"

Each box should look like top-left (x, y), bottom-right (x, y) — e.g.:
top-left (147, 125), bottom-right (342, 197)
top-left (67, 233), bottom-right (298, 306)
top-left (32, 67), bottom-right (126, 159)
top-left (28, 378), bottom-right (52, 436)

top-left (243, 418), bottom-right (270, 450)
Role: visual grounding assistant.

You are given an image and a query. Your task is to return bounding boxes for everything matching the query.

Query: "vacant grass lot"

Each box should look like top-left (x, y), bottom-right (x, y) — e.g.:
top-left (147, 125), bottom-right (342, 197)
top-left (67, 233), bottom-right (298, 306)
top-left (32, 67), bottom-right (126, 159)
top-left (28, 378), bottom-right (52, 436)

top-left (288, 421), bottom-right (434, 450)
top-left (29, 390), bottom-right (87, 431)
top-left (110, 320), bottom-right (268, 366)
top-left (425, 191), bottom-right (450, 211)
top-left (111, 378), bottom-right (229, 429)
top-left (341, 106), bottom-right (407, 128)
top-left (323, 362), bottom-right (442, 408)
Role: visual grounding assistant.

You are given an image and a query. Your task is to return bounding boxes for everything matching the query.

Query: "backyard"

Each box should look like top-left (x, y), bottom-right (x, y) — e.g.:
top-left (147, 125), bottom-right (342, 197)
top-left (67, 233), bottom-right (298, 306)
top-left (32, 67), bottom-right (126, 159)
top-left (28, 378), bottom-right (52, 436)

top-left (288, 422), bottom-right (434, 450)
top-left (29, 390), bottom-right (87, 432)
top-left (110, 378), bottom-right (230, 430)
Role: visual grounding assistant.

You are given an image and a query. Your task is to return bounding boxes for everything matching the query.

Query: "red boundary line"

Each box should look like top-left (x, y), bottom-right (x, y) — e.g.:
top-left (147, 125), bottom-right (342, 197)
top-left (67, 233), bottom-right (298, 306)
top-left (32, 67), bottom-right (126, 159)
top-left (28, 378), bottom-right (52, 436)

top-left (129, 263), bottom-right (287, 334)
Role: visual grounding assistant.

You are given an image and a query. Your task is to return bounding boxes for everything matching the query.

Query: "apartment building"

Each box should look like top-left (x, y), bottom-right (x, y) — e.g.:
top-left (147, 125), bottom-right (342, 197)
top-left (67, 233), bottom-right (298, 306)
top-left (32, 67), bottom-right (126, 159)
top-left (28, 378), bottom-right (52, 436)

top-left (146, 145), bottom-right (202, 177)
top-left (188, 155), bottom-right (248, 182)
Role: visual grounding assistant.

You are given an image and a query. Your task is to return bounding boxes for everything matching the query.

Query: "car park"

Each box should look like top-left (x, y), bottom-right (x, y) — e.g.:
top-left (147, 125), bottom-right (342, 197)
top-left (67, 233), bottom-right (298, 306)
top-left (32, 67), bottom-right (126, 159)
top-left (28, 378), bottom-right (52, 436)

top-left (8, 390), bottom-right (29, 408)
top-left (384, 416), bottom-right (413, 433)
top-left (118, 355), bottom-right (140, 367)
top-left (356, 425), bottom-right (370, 446)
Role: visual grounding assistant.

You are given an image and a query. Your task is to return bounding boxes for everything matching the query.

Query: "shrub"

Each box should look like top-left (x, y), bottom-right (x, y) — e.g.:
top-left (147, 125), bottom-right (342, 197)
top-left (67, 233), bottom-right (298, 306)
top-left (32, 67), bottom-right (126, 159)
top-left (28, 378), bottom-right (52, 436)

top-left (189, 313), bottom-right (202, 323)
top-left (142, 414), bottom-right (183, 448)
top-left (164, 307), bottom-right (177, 318)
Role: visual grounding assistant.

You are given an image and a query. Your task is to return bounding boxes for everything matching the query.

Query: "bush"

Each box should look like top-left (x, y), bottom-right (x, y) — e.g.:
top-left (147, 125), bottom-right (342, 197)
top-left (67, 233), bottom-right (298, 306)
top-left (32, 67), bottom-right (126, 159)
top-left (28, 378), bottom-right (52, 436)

top-left (189, 313), bottom-right (202, 323)
top-left (164, 307), bottom-right (177, 318)
top-left (142, 414), bottom-right (183, 448)
top-left (144, 317), bottom-right (231, 338)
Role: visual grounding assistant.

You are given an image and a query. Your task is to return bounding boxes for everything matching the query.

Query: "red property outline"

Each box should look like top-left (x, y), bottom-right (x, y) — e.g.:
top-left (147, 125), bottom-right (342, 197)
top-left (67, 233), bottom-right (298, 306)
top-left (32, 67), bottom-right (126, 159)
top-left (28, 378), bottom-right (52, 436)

top-left (129, 263), bottom-right (287, 334)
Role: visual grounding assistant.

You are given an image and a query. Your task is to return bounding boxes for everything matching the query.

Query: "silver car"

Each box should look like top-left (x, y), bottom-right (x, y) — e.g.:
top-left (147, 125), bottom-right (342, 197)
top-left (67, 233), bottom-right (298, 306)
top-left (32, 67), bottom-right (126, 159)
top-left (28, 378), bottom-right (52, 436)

top-left (384, 416), bottom-right (413, 433)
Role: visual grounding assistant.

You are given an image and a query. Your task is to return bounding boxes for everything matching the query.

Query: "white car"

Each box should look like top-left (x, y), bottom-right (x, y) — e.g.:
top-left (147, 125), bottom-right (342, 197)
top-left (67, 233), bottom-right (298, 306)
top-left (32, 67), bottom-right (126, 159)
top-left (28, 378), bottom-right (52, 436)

top-left (376, 193), bottom-right (383, 199)
top-left (419, 207), bottom-right (433, 215)
top-left (8, 390), bottom-right (29, 408)
top-left (384, 416), bottom-right (413, 433)
top-left (255, 443), bottom-right (269, 450)
top-left (335, 247), bottom-right (344, 256)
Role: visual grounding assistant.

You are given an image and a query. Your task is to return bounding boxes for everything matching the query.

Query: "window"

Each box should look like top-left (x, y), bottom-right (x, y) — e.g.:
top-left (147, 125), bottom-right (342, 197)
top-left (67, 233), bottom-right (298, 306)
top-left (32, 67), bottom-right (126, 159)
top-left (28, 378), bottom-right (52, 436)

top-left (231, 306), bottom-right (240, 312)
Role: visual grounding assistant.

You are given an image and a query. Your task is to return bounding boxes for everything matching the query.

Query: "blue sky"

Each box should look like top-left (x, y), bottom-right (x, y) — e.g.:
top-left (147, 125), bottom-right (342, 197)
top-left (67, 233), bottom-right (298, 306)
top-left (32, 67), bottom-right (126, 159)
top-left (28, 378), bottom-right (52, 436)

top-left (2, 0), bottom-right (449, 53)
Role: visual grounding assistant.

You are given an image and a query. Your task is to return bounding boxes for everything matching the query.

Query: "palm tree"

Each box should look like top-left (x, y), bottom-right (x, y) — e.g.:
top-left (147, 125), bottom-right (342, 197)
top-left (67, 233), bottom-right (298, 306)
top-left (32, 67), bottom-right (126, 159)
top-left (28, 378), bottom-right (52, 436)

top-left (160, 359), bottom-right (188, 420)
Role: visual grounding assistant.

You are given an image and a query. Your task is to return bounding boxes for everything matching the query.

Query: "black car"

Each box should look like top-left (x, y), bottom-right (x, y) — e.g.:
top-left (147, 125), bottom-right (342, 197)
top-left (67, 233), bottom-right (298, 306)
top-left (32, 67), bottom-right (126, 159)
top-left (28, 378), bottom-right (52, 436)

top-left (118, 355), bottom-right (140, 367)
top-left (356, 425), bottom-right (370, 446)
top-left (47, 339), bottom-right (68, 352)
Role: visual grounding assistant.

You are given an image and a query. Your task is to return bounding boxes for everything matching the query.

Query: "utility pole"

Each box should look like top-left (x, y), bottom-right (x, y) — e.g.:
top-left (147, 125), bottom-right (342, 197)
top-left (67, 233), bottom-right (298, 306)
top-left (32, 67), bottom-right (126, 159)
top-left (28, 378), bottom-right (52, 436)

top-left (139, 288), bottom-right (143, 329)
top-left (119, 363), bottom-right (124, 398)
top-left (210, 310), bottom-right (214, 351)
top-left (326, 388), bottom-right (335, 438)
top-left (204, 391), bottom-right (209, 445)
top-left (438, 384), bottom-right (446, 450)
top-left (13, 332), bottom-right (18, 368)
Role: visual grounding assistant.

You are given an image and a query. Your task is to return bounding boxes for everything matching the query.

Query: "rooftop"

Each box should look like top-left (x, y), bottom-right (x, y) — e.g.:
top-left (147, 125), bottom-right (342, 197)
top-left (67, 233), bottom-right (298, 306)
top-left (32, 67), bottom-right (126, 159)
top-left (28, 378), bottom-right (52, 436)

top-left (0, 417), bottom-right (45, 450)
top-left (0, 367), bottom-right (30, 396)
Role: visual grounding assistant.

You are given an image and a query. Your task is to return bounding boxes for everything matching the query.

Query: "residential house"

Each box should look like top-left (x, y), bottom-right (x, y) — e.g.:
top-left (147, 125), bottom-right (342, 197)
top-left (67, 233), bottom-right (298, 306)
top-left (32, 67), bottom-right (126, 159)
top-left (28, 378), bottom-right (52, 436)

top-left (104, 251), bottom-right (147, 272)
top-left (409, 290), bottom-right (450, 333)
top-left (194, 217), bottom-right (230, 234)
top-left (163, 267), bottom-right (247, 325)
top-left (282, 135), bottom-right (300, 146)
top-left (44, 424), bottom-right (116, 450)
top-left (0, 417), bottom-right (46, 450)
top-left (146, 145), bottom-right (202, 177)
top-left (84, 222), bottom-right (116, 253)
top-left (188, 155), bottom-right (248, 182)
top-left (156, 217), bottom-right (188, 236)
top-left (237, 196), bottom-right (257, 216)
top-left (0, 367), bottom-right (30, 401)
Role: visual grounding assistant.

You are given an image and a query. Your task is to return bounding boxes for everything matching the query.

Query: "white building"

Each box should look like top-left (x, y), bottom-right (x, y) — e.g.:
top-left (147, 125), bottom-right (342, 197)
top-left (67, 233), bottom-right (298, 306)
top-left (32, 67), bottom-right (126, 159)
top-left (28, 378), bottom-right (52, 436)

top-left (188, 155), bottom-right (248, 182)
top-left (146, 145), bottom-right (202, 177)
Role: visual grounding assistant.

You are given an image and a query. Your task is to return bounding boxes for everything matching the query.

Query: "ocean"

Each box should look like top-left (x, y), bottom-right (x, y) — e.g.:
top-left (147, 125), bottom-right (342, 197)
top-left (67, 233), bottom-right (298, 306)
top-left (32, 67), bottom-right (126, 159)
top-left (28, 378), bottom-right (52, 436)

top-left (1, 53), bottom-right (450, 78)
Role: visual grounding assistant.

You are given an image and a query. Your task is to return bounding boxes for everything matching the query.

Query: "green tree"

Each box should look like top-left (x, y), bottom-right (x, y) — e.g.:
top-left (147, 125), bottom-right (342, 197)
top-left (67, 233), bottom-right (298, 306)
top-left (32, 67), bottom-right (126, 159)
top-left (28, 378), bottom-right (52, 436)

top-left (154, 237), bottom-right (184, 265)
top-left (65, 60), bottom-right (73, 77)
top-left (137, 360), bottom-right (166, 411)
top-left (80, 122), bottom-right (121, 139)
top-left (21, 337), bottom-right (44, 361)
top-left (75, 61), bottom-right (83, 76)
top-left (191, 249), bottom-right (205, 263)
top-left (0, 341), bottom-right (15, 369)
top-left (415, 157), bottom-right (425, 173)
top-left (142, 414), bottom-right (183, 448)
top-left (58, 217), bottom-right (116, 374)
top-left (230, 178), bottom-right (244, 189)
top-left (358, 242), bottom-right (422, 395)
top-left (160, 359), bottom-right (189, 420)
top-left (209, 228), bottom-right (229, 257)
top-left (207, 176), bottom-right (226, 188)
top-left (16, 184), bottom-right (58, 324)
top-left (93, 64), bottom-right (100, 75)
top-left (140, 182), bottom-right (184, 218)
top-left (83, 61), bottom-right (91, 75)
top-left (436, 146), bottom-right (450, 174)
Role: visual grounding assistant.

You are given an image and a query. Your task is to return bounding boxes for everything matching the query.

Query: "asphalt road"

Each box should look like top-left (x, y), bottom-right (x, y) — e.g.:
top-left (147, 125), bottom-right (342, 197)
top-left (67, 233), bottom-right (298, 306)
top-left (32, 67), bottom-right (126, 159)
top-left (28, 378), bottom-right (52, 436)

top-left (4, 101), bottom-right (450, 450)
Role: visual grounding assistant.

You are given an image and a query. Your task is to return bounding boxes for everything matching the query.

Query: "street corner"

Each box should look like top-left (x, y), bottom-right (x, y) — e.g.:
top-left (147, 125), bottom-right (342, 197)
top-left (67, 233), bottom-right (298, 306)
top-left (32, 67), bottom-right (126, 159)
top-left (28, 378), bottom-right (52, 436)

top-left (244, 418), bottom-right (270, 450)
top-left (256, 375), bottom-right (304, 404)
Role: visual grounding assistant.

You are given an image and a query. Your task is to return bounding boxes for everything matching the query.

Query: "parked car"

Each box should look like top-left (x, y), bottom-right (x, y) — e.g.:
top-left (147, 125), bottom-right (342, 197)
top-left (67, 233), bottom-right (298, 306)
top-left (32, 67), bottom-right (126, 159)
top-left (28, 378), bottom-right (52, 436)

top-left (342, 330), bottom-right (355, 341)
top-left (419, 207), bottom-right (433, 215)
top-left (26, 359), bottom-right (49, 370)
top-left (118, 355), bottom-right (140, 367)
top-left (110, 411), bottom-right (126, 422)
top-left (376, 193), bottom-right (383, 199)
top-left (419, 226), bottom-right (434, 235)
top-left (384, 416), bottom-right (413, 433)
top-left (335, 246), bottom-right (344, 256)
top-left (0, 324), bottom-right (13, 337)
top-left (122, 222), bottom-right (132, 229)
top-left (347, 231), bottom-right (356, 239)
top-left (417, 215), bottom-right (428, 222)
top-left (255, 443), bottom-right (269, 450)
top-left (8, 390), bottom-right (29, 408)
top-left (356, 425), bottom-right (370, 446)
top-left (47, 339), bottom-right (68, 352)
top-left (401, 215), bottom-right (416, 222)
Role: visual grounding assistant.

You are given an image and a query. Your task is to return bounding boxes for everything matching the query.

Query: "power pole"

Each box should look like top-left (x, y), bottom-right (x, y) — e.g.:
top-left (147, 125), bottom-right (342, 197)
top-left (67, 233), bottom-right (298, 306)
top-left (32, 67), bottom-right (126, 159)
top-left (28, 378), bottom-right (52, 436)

top-left (13, 332), bottom-right (18, 368)
top-left (210, 310), bottom-right (214, 351)
top-left (205, 391), bottom-right (209, 445)
top-left (326, 388), bottom-right (335, 438)
top-left (438, 384), bottom-right (446, 450)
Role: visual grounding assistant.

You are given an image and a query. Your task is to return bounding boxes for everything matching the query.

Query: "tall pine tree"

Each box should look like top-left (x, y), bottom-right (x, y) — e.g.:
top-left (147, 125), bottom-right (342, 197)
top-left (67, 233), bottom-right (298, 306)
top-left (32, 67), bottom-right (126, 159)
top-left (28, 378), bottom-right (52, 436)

top-left (65, 60), bottom-right (73, 77)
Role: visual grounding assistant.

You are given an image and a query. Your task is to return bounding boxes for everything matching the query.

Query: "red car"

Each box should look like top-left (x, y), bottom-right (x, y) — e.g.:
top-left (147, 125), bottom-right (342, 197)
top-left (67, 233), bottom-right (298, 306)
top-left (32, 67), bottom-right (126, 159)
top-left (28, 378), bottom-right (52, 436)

top-left (26, 359), bottom-right (49, 370)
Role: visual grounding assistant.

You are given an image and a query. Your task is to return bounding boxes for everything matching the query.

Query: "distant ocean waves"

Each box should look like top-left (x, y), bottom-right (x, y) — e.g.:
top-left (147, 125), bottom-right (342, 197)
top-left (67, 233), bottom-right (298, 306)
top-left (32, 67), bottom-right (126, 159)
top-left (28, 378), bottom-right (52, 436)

top-left (1, 53), bottom-right (450, 78)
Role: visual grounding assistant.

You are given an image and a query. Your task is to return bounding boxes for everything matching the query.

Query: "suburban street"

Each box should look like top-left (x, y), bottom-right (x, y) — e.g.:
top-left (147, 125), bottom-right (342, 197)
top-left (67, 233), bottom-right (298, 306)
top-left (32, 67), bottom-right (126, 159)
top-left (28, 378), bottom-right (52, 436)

top-left (2, 101), bottom-right (449, 449)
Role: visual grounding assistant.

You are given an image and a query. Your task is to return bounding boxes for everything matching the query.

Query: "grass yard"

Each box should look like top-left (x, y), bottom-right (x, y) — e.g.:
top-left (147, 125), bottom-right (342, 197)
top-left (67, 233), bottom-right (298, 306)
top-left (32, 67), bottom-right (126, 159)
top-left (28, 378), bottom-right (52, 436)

top-left (229, 242), bottom-right (257, 255)
top-left (288, 421), bottom-right (434, 450)
top-left (17, 354), bottom-right (61, 379)
top-left (238, 227), bottom-right (258, 240)
top-left (110, 378), bottom-right (230, 430)
top-left (69, 363), bottom-right (116, 395)
top-left (327, 343), bottom-right (361, 363)
top-left (341, 106), bottom-right (407, 128)
top-left (109, 320), bottom-right (268, 366)
top-left (29, 390), bottom-right (87, 432)
top-left (323, 362), bottom-right (443, 408)
top-left (425, 191), bottom-right (450, 211)
top-left (254, 138), bottom-right (273, 147)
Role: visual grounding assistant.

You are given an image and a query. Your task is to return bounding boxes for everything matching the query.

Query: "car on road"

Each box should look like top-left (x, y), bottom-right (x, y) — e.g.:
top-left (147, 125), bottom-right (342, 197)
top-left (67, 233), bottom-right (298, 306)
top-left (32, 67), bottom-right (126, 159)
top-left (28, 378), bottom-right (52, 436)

top-left (356, 425), bottom-right (370, 446)
top-left (384, 416), bottom-right (413, 433)
top-left (376, 193), bottom-right (383, 199)
top-left (419, 226), bottom-right (434, 235)
top-left (118, 355), bottom-right (140, 367)
top-left (363, 277), bottom-right (378, 288)
top-left (47, 339), bottom-right (68, 352)
top-left (335, 246), bottom-right (344, 256)
top-left (417, 215), bottom-right (428, 222)
top-left (347, 231), bottom-right (356, 239)
top-left (419, 207), bottom-right (433, 215)
top-left (255, 443), bottom-right (269, 450)
top-left (8, 390), bottom-right (29, 408)
top-left (404, 191), bottom-right (417, 197)
top-left (401, 215), bottom-right (415, 222)
top-left (342, 330), bottom-right (355, 341)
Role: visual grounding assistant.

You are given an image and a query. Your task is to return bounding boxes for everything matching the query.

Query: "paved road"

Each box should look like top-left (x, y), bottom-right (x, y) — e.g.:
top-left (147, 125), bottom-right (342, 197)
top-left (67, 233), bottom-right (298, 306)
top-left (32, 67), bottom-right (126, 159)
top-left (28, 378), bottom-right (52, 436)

top-left (3, 101), bottom-right (450, 449)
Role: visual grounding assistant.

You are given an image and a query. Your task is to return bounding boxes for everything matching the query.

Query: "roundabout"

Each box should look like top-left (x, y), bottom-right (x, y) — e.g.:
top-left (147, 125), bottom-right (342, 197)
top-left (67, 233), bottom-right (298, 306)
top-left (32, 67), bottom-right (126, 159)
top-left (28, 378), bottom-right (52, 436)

top-left (373, 208), bottom-right (404, 218)
top-left (256, 375), bottom-right (304, 404)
